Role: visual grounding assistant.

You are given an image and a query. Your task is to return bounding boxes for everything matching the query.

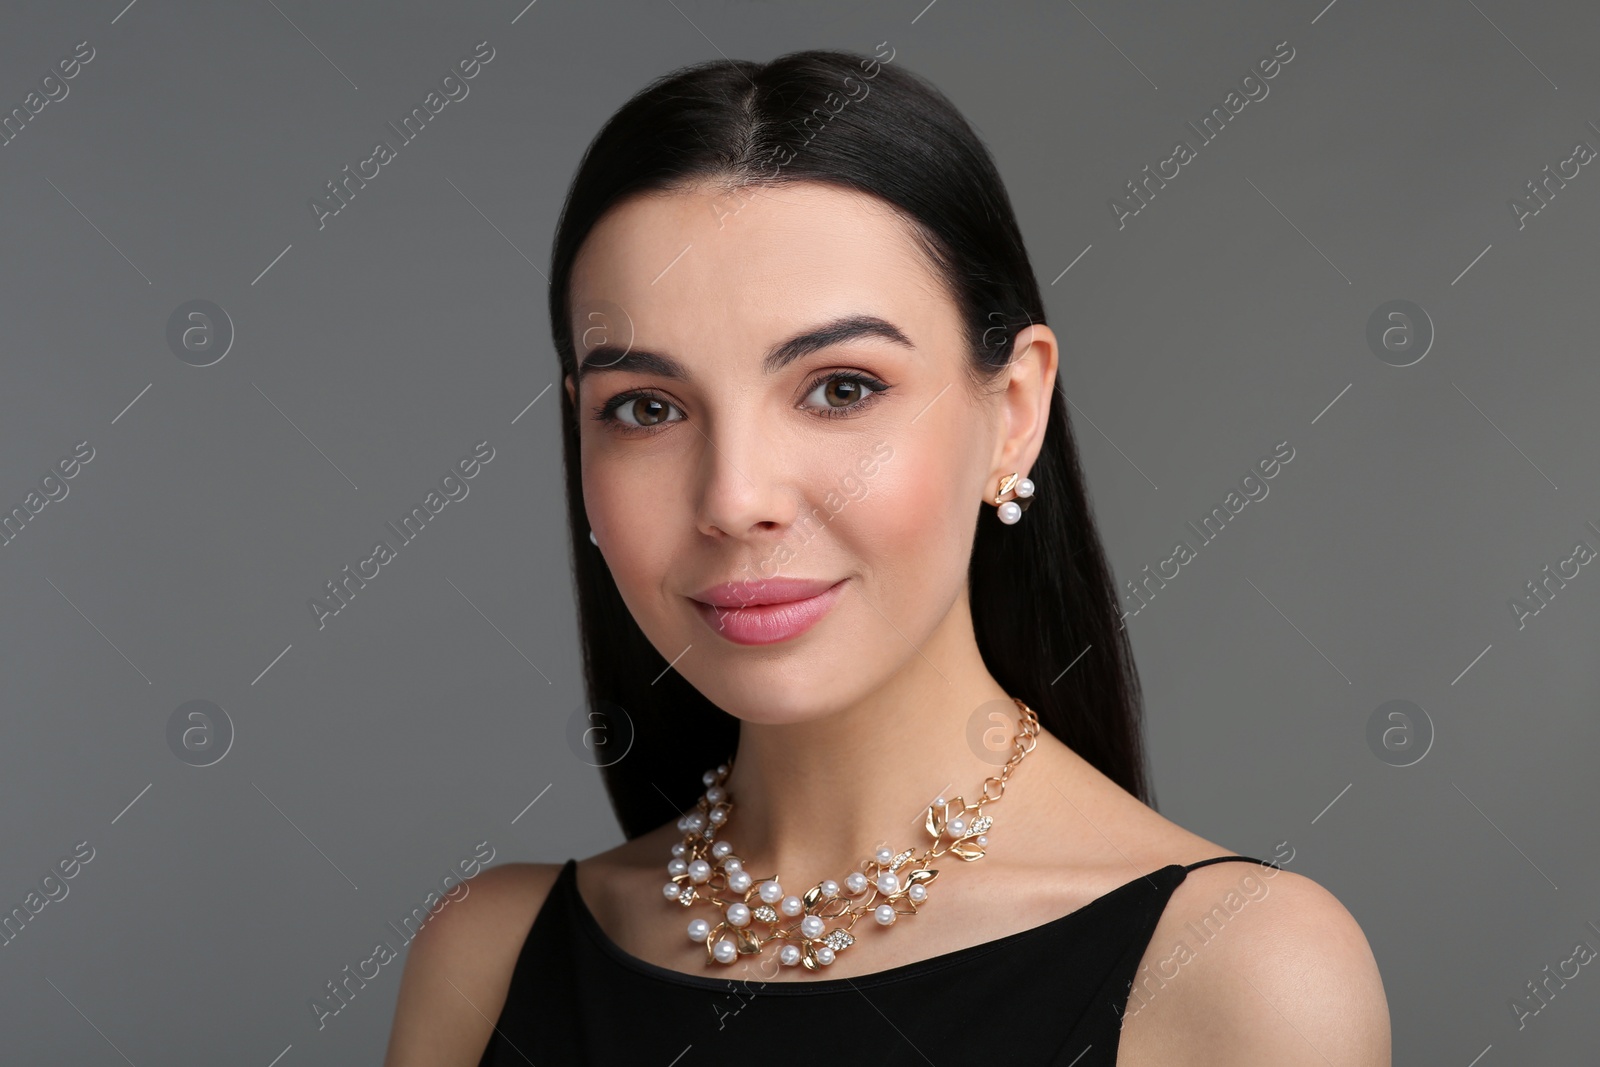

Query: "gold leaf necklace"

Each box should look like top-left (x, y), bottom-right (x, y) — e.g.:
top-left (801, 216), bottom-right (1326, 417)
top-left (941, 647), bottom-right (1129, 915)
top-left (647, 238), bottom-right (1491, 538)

top-left (661, 696), bottom-right (1041, 971)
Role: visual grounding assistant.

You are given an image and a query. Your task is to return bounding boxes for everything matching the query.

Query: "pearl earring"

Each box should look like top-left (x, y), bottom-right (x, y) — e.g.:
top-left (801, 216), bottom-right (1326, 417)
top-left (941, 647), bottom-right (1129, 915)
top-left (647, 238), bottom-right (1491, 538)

top-left (589, 530), bottom-right (599, 546)
top-left (992, 472), bottom-right (1035, 525)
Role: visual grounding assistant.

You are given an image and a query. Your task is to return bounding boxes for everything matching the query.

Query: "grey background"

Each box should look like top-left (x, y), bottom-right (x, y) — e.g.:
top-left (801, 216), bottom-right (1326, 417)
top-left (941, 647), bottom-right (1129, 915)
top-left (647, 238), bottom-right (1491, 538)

top-left (2, 0), bottom-right (1596, 1063)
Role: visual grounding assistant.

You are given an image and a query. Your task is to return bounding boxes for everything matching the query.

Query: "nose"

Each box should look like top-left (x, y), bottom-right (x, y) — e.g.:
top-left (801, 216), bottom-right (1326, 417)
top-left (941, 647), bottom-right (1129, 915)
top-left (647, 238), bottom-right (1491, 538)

top-left (691, 418), bottom-right (798, 542)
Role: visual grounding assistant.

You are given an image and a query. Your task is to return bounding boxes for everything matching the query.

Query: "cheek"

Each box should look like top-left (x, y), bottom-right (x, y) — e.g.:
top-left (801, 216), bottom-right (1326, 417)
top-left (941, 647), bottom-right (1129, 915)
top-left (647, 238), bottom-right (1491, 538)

top-left (584, 457), bottom-right (677, 611)
top-left (836, 436), bottom-right (975, 584)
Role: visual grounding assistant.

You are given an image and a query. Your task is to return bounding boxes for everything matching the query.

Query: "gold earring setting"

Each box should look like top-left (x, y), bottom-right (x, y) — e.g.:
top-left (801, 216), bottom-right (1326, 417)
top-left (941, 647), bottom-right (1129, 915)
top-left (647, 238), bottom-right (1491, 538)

top-left (993, 472), bottom-right (1035, 525)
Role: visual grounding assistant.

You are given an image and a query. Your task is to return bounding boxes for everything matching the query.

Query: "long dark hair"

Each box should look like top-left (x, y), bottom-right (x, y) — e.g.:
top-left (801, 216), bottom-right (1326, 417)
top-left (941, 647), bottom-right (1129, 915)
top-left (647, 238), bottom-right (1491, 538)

top-left (548, 49), bottom-right (1151, 839)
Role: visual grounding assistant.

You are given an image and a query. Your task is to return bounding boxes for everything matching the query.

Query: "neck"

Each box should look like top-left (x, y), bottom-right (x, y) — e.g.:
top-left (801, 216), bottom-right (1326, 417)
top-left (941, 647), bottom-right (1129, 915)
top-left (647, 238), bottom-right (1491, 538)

top-left (713, 588), bottom-right (1033, 882)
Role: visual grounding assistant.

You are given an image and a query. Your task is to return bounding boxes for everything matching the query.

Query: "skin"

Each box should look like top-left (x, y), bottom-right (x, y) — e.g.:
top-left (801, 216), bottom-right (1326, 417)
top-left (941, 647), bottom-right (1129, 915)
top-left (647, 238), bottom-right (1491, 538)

top-left (384, 181), bottom-right (1391, 1065)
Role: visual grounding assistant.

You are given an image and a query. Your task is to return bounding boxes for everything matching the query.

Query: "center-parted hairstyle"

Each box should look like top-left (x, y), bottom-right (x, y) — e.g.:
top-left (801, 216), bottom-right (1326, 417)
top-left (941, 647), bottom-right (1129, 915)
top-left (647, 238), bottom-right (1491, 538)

top-left (548, 49), bottom-right (1151, 838)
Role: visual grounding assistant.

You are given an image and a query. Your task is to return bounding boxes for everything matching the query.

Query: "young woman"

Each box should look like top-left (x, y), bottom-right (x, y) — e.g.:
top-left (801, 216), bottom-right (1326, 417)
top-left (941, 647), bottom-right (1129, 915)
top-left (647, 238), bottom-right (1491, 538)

top-left (384, 48), bottom-right (1390, 1065)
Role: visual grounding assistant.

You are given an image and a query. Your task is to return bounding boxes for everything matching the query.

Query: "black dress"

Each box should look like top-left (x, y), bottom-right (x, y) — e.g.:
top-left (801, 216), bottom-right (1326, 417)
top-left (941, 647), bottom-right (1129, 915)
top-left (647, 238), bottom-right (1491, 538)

top-left (478, 853), bottom-right (1277, 1065)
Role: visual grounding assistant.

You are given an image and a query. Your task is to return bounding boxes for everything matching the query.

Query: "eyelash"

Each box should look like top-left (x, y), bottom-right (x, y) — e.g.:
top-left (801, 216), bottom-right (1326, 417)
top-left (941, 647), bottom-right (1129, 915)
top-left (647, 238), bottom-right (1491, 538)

top-left (589, 371), bottom-right (891, 434)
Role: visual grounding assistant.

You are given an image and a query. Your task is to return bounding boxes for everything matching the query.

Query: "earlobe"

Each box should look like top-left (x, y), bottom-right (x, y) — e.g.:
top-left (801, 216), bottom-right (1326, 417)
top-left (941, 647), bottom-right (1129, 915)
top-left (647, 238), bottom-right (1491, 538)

top-left (564, 374), bottom-right (576, 408)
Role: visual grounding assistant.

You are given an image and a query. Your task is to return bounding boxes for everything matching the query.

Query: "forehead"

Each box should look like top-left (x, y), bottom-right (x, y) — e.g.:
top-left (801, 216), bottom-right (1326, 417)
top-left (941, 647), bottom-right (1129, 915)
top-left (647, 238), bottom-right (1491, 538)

top-left (568, 182), bottom-right (948, 356)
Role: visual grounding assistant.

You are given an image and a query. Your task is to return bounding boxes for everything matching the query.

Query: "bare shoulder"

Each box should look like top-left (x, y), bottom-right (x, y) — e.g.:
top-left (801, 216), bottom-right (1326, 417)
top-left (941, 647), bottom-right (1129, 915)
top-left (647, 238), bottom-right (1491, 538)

top-left (382, 861), bottom-right (563, 1067)
top-left (1117, 857), bottom-right (1391, 1066)
top-left (1032, 747), bottom-right (1389, 1064)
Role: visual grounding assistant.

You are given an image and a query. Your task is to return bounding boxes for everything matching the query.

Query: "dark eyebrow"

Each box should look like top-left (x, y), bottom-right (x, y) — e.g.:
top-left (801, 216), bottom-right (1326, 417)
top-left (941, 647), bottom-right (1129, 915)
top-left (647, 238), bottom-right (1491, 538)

top-left (574, 314), bottom-right (914, 385)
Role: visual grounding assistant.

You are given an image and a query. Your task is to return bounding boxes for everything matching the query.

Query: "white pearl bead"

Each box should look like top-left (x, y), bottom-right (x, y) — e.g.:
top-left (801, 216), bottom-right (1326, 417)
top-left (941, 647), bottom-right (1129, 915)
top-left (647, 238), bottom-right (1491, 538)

top-left (779, 944), bottom-right (802, 966)
top-left (875, 846), bottom-right (894, 864)
top-left (728, 870), bottom-right (752, 892)
top-left (676, 815), bottom-right (689, 831)
top-left (723, 857), bottom-right (742, 872)
top-left (716, 763), bottom-right (728, 775)
top-left (874, 904), bottom-right (896, 925)
top-left (712, 938), bottom-right (737, 964)
top-left (685, 811), bottom-right (706, 830)
top-left (845, 872), bottom-right (868, 895)
top-left (1015, 476), bottom-right (1034, 498)
top-left (998, 500), bottom-right (1021, 524)
top-left (727, 903), bottom-right (751, 927)
top-left (876, 872), bottom-right (900, 895)
top-left (947, 817), bottom-right (968, 838)
top-left (663, 882), bottom-right (681, 899)
top-left (934, 796), bottom-right (946, 806)
top-left (687, 859), bottom-right (711, 883)
top-left (702, 770), bottom-right (718, 787)
top-left (667, 858), bottom-right (687, 876)
top-left (709, 808), bottom-right (727, 824)
top-left (977, 835), bottom-right (988, 845)
top-left (820, 880), bottom-right (840, 898)
top-left (758, 880), bottom-right (784, 904)
top-left (780, 895), bottom-right (804, 916)
top-left (707, 786), bottom-right (725, 803)
top-left (815, 946), bottom-right (835, 965)
top-left (711, 840), bottom-right (732, 858)
top-left (800, 915), bottom-right (825, 939)
top-left (688, 918), bottom-right (710, 941)
top-left (908, 884), bottom-right (927, 902)
top-left (671, 842), bottom-right (686, 857)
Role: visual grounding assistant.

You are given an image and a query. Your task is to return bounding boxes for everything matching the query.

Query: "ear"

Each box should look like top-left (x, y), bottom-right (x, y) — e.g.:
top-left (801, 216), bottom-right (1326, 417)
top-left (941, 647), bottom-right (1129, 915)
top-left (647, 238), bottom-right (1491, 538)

top-left (988, 324), bottom-right (1059, 485)
top-left (564, 373), bottom-right (576, 408)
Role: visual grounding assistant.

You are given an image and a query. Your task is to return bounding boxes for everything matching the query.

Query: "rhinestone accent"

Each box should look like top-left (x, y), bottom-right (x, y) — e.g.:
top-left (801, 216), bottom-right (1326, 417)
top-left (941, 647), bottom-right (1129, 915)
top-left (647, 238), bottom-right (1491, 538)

top-left (665, 699), bottom-right (1042, 976)
top-left (822, 928), bottom-right (855, 951)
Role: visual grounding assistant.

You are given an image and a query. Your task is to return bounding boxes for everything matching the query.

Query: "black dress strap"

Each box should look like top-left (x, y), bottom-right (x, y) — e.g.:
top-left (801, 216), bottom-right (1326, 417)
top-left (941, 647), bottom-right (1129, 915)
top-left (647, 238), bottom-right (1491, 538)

top-left (1181, 854), bottom-right (1282, 872)
top-left (480, 851), bottom-right (1286, 1064)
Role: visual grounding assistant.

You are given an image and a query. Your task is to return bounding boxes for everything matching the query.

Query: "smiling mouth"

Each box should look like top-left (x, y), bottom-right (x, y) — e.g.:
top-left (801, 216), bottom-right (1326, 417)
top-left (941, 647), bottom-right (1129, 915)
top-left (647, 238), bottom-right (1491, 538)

top-left (689, 579), bottom-right (848, 646)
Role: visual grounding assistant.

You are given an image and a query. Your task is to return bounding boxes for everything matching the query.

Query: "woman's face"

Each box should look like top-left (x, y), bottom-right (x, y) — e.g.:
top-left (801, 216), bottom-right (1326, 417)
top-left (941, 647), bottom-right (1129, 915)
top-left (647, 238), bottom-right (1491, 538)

top-left (565, 181), bottom-right (1035, 723)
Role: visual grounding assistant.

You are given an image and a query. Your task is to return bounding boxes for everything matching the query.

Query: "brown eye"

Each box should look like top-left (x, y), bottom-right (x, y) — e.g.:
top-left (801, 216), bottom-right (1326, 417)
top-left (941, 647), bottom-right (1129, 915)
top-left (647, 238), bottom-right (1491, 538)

top-left (822, 379), bottom-right (864, 407)
top-left (606, 394), bottom-right (684, 429)
top-left (801, 371), bottom-right (888, 417)
top-left (630, 398), bottom-right (670, 425)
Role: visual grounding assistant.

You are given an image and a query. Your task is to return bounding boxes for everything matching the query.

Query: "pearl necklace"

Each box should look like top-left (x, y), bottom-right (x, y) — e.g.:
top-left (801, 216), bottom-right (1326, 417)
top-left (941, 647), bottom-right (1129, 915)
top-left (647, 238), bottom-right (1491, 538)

top-left (661, 697), bottom-right (1041, 972)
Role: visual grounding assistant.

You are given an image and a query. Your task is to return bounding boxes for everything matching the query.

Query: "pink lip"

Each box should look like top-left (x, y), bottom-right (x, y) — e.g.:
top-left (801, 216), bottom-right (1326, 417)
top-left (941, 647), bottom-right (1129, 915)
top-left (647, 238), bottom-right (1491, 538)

top-left (689, 578), bottom-right (847, 645)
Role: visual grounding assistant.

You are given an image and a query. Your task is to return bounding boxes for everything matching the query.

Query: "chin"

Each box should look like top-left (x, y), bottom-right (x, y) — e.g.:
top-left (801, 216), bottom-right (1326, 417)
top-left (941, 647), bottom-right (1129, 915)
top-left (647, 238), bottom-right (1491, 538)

top-left (685, 661), bottom-right (867, 726)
